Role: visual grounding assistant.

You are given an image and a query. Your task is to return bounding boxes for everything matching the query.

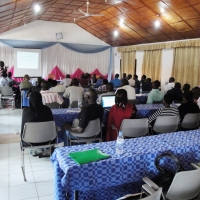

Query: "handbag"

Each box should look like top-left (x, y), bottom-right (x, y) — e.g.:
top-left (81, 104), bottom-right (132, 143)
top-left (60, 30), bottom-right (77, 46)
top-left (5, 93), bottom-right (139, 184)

top-left (154, 152), bottom-right (184, 193)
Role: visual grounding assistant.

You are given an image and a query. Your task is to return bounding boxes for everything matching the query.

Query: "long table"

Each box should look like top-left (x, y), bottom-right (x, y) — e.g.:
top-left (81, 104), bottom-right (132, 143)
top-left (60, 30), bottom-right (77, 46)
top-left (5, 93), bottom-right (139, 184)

top-left (51, 130), bottom-right (200, 200)
top-left (52, 104), bottom-right (164, 142)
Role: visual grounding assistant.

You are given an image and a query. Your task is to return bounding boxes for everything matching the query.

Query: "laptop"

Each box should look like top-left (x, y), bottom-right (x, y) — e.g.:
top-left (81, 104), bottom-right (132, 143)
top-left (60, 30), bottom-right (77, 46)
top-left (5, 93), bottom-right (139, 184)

top-left (101, 95), bottom-right (115, 110)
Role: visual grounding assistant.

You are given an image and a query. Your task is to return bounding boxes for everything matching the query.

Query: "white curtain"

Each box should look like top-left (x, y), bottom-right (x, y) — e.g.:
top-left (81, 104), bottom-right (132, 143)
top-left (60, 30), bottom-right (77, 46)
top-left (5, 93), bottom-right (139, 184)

top-left (0, 42), bottom-right (14, 69)
top-left (41, 43), bottom-right (110, 78)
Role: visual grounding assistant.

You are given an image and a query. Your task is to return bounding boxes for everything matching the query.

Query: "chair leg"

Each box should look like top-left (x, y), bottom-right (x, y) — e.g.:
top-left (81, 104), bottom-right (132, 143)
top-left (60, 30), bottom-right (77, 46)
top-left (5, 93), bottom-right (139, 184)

top-left (21, 149), bottom-right (27, 181)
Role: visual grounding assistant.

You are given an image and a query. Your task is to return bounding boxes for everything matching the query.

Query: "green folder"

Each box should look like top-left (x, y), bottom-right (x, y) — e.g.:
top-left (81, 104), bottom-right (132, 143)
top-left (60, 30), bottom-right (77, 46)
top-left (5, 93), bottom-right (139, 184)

top-left (68, 148), bottom-right (111, 165)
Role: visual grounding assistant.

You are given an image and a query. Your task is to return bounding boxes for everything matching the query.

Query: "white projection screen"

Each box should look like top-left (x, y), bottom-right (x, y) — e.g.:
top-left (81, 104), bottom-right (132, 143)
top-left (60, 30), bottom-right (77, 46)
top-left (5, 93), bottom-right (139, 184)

top-left (14, 48), bottom-right (41, 77)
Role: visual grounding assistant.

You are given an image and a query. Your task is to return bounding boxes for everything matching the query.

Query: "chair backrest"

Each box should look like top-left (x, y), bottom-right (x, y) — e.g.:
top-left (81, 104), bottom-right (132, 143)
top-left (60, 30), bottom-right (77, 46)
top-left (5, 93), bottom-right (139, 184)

top-left (181, 113), bottom-right (200, 129)
top-left (128, 99), bottom-right (139, 104)
top-left (153, 116), bottom-right (179, 133)
top-left (142, 188), bottom-right (162, 200)
top-left (167, 168), bottom-right (200, 200)
top-left (153, 100), bottom-right (163, 104)
top-left (73, 118), bottom-right (101, 138)
top-left (120, 118), bottom-right (149, 138)
top-left (45, 102), bottom-right (60, 109)
top-left (1, 87), bottom-right (13, 96)
top-left (22, 121), bottom-right (57, 143)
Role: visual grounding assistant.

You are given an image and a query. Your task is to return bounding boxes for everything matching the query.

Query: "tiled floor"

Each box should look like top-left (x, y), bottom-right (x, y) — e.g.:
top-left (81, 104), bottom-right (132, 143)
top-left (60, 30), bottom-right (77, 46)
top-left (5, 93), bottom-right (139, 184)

top-left (0, 108), bottom-right (54, 200)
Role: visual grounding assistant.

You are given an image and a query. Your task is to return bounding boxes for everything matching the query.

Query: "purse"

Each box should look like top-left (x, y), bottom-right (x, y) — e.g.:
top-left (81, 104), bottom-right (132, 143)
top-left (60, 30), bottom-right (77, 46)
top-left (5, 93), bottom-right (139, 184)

top-left (154, 152), bottom-right (184, 193)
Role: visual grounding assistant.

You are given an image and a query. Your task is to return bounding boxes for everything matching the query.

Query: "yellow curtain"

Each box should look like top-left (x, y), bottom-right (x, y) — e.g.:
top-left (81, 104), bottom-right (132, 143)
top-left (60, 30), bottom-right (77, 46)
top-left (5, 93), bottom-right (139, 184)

top-left (142, 50), bottom-right (162, 81)
top-left (121, 51), bottom-right (135, 76)
top-left (172, 47), bottom-right (200, 88)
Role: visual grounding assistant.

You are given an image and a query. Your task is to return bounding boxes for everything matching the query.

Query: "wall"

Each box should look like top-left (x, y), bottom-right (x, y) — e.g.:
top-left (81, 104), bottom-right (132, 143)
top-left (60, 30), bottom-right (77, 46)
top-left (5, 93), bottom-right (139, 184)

top-left (0, 20), bottom-right (109, 46)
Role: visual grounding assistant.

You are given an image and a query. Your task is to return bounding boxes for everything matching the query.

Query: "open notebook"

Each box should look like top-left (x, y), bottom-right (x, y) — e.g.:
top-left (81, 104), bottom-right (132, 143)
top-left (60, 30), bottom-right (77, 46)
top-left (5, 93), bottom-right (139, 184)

top-left (68, 148), bottom-right (111, 165)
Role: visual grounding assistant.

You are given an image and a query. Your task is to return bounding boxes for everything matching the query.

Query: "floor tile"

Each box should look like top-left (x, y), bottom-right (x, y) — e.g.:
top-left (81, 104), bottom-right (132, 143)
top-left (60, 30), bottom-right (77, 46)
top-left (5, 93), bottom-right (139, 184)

top-left (0, 156), bottom-right (9, 166)
top-left (33, 170), bottom-right (54, 182)
top-left (9, 143), bottom-right (20, 149)
top-left (39, 195), bottom-right (54, 200)
top-left (0, 187), bottom-right (9, 200)
top-left (0, 175), bottom-right (9, 188)
top-left (36, 181), bottom-right (54, 196)
top-left (9, 183), bottom-right (38, 200)
top-left (9, 171), bottom-right (35, 186)
top-left (0, 144), bottom-right (9, 150)
top-left (0, 149), bottom-right (9, 158)
top-left (9, 162), bottom-right (32, 175)
top-left (0, 165), bottom-right (9, 175)
top-left (9, 154), bottom-right (30, 165)
top-left (9, 148), bottom-right (22, 157)
top-left (31, 160), bottom-right (53, 172)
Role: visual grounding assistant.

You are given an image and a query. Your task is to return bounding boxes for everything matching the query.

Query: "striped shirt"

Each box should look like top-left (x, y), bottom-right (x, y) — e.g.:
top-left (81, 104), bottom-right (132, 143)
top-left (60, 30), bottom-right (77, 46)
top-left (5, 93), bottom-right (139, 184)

top-left (148, 106), bottom-right (179, 123)
top-left (40, 91), bottom-right (64, 105)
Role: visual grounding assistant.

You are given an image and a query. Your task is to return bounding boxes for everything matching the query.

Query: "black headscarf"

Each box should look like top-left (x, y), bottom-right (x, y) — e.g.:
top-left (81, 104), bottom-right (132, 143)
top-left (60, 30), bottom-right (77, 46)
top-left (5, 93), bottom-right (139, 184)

top-left (115, 89), bottom-right (128, 109)
top-left (29, 91), bottom-right (44, 113)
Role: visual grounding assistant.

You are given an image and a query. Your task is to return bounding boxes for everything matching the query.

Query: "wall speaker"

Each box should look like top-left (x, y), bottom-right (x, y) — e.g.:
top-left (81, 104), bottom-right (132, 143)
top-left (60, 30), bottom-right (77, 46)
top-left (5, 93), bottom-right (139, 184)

top-left (56, 32), bottom-right (63, 40)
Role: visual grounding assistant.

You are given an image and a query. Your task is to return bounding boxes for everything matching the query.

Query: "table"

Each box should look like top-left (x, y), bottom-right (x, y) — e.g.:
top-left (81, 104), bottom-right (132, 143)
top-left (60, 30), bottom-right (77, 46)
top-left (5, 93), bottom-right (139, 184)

top-left (52, 104), bottom-right (163, 143)
top-left (51, 130), bottom-right (200, 200)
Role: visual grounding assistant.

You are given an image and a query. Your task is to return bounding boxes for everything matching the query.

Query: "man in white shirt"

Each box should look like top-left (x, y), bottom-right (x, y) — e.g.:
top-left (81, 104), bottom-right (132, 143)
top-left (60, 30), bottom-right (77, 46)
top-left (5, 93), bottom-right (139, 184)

top-left (127, 74), bottom-right (135, 86)
top-left (60, 74), bottom-right (72, 87)
top-left (165, 77), bottom-right (175, 92)
top-left (63, 78), bottom-right (84, 107)
top-left (50, 80), bottom-right (66, 93)
top-left (116, 79), bottom-right (136, 100)
top-left (0, 71), bottom-right (9, 87)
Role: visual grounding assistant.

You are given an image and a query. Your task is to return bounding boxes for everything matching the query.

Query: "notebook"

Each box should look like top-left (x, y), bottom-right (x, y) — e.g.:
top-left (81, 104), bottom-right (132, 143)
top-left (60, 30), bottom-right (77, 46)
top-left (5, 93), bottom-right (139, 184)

top-left (101, 95), bottom-right (115, 110)
top-left (68, 148), bottom-right (111, 165)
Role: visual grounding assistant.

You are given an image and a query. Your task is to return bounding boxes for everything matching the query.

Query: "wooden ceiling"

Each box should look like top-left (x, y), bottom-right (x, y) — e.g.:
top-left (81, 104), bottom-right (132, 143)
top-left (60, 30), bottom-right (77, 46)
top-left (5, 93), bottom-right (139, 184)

top-left (0, 0), bottom-right (200, 46)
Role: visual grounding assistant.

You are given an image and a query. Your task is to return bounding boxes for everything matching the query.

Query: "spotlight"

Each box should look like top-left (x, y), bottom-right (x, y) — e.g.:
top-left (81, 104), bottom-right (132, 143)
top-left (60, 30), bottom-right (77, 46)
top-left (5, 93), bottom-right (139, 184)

top-left (114, 30), bottom-right (118, 37)
top-left (155, 20), bottom-right (160, 28)
top-left (34, 4), bottom-right (40, 12)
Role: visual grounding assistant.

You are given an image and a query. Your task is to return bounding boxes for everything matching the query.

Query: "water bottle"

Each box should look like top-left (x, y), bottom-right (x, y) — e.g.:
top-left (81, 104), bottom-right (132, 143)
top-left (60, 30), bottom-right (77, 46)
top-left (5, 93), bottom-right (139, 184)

top-left (78, 99), bottom-right (82, 111)
top-left (116, 132), bottom-right (124, 155)
top-left (140, 82), bottom-right (142, 94)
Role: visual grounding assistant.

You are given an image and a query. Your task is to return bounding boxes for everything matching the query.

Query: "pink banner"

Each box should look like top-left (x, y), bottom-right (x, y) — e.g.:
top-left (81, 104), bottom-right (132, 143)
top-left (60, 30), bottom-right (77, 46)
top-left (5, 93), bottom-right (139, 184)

top-left (48, 66), bottom-right (65, 80)
top-left (90, 69), bottom-right (108, 79)
top-left (70, 68), bottom-right (85, 79)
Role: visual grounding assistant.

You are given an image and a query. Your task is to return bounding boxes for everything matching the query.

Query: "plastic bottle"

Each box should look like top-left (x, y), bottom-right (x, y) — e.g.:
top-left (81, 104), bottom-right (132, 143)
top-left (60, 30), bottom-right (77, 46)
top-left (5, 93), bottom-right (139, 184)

top-left (78, 99), bottom-right (82, 111)
top-left (140, 82), bottom-right (142, 94)
top-left (116, 132), bottom-right (124, 155)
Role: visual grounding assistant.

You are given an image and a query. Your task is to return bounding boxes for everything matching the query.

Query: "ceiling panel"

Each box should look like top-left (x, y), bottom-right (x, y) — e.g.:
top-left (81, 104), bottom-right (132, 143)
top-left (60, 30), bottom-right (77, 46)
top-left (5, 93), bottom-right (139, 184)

top-left (0, 0), bottom-right (200, 46)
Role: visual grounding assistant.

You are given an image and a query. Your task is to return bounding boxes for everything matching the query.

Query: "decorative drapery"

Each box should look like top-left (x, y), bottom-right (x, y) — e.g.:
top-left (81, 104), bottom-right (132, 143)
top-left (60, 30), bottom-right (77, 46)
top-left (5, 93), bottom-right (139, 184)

top-left (121, 51), bottom-right (135, 76)
top-left (142, 50), bottom-right (162, 81)
top-left (172, 47), bottom-right (200, 88)
top-left (0, 42), bottom-right (14, 68)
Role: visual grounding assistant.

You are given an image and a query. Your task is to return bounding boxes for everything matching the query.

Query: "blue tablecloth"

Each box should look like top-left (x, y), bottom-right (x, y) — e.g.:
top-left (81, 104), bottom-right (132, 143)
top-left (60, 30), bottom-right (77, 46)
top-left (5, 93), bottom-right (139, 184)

top-left (51, 130), bottom-right (200, 200)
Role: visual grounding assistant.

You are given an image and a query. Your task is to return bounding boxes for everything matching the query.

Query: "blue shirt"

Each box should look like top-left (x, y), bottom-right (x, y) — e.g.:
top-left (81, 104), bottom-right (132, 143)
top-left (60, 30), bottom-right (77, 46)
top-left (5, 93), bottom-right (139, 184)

top-left (110, 78), bottom-right (122, 88)
top-left (95, 79), bottom-right (103, 88)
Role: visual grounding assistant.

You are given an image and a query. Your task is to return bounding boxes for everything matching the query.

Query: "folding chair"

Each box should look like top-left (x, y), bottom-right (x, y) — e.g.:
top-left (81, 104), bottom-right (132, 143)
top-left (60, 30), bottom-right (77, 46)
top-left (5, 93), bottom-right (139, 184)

top-left (153, 116), bottom-right (179, 134)
top-left (1, 87), bottom-right (15, 109)
top-left (68, 118), bottom-right (102, 145)
top-left (180, 113), bottom-right (200, 130)
top-left (21, 121), bottom-right (57, 181)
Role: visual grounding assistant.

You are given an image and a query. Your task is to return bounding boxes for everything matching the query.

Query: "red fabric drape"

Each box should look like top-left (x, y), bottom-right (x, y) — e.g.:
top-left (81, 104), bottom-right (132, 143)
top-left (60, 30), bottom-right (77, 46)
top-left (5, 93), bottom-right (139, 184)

top-left (48, 66), bottom-right (65, 80)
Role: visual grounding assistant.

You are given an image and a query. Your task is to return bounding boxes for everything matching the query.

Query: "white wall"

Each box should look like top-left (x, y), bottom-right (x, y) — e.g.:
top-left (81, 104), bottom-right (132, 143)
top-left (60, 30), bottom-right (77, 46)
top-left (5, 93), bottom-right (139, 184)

top-left (0, 20), bottom-right (109, 46)
top-left (113, 47), bottom-right (121, 75)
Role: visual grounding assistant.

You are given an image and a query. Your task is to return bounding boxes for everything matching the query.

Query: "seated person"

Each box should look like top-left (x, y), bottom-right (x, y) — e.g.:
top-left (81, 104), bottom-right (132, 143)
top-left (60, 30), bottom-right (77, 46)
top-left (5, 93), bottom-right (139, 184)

top-left (147, 80), bottom-right (164, 104)
top-left (91, 74), bottom-right (97, 84)
top-left (182, 83), bottom-right (190, 92)
top-left (50, 80), bottom-right (66, 93)
top-left (0, 71), bottom-right (9, 87)
top-left (40, 81), bottom-right (64, 106)
top-left (106, 89), bottom-right (137, 141)
top-left (97, 83), bottom-right (115, 104)
top-left (19, 74), bottom-right (32, 90)
top-left (79, 74), bottom-right (88, 86)
top-left (110, 74), bottom-right (122, 88)
top-left (63, 88), bottom-right (104, 145)
top-left (148, 93), bottom-right (179, 126)
top-left (165, 77), bottom-right (175, 92)
top-left (63, 78), bottom-right (84, 107)
top-left (167, 82), bottom-right (183, 102)
top-left (60, 74), bottom-right (72, 87)
top-left (140, 75), bottom-right (147, 87)
top-left (95, 76), bottom-right (103, 88)
top-left (191, 86), bottom-right (200, 108)
top-left (116, 79), bottom-right (136, 100)
top-left (142, 78), bottom-right (152, 92)
top-left (21, 91), bottom-right (54, 147)
top-left (127, 74), bottom-right (135, 86)
top-left (133, 74), bottom-right (140, 94)
top-left (27, 78), bottom-right (43, 97)
top-left (7, 72), bottom-right (19, 86)
top-left (178, 90), bottom-right (200, 122)
top-left (98, 79), bottom-right (108, 92)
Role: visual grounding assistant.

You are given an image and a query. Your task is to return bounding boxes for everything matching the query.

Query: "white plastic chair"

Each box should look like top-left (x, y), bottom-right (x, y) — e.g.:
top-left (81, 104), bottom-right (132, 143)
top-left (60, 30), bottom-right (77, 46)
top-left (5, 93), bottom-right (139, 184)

top-left (68, 118), bottom-right (102, 145)
top-left (153, 116), bottom-right (179, 134)
top-left (115, 118), bottom-right (149, 138)
top-left (1, 87), bottom-right (15, 109)
top-left (180, 113), bottom-right (200, 130)
top-left (143, 168), bottom-right (200, 200)
top-left (21, 121), bottom-right (57, 181)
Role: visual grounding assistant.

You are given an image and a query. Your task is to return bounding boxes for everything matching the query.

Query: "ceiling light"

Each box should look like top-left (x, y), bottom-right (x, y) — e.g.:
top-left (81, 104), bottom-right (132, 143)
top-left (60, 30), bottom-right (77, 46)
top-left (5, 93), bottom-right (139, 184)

top-left (34, 4), bottom-right (40, 12)
top-left (114, 30), bottom-right (118, 37)
top-left (120, 19), bottom-right (124, 25)
top-left (160, 8), bottom-right (165, 14)
top-left (155, 20), bottom-right (160, 28)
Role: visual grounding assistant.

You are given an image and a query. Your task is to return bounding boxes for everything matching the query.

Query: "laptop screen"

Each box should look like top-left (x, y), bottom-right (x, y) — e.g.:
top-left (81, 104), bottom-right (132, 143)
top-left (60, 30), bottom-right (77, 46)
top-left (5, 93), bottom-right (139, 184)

top-left (101, 96), bottom-right (115, 108)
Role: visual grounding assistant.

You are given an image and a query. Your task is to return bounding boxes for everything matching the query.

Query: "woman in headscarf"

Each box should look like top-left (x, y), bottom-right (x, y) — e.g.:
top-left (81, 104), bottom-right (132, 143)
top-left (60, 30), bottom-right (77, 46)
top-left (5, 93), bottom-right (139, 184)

top-left (106, 89), bottom-right (137, 141)
top-left (21, 91), bottom-right (54, 147)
